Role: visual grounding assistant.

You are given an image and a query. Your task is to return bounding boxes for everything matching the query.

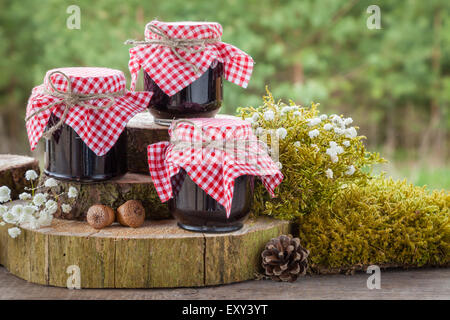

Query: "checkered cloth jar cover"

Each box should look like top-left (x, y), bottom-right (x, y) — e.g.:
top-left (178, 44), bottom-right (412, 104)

top-left (128, 20), bottom-right (254, 96)
top-left (26, 67), bottom-right (153, 156)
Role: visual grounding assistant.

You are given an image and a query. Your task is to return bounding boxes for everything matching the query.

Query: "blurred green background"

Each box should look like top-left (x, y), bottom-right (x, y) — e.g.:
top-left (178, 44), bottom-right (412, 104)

top-left (0, 0), bottom-right (448, 189)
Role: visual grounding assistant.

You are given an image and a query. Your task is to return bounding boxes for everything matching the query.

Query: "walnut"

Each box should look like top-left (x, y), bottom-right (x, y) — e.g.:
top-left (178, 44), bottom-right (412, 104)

top-left (117, 200), bottom-right (145, 228)
top-left (87, 204), bottom-right (115, 229)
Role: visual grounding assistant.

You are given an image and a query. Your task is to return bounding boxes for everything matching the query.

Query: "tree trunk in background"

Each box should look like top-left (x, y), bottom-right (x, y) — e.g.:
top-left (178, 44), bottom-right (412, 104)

top-left (293, 62), bottom-right (304, 85)
top-left (0, 116), bottom-right (10, 154)
top-left (383, 106), bottom-right (397, 158)
top-left (420, 8), bottom-right (443, 165)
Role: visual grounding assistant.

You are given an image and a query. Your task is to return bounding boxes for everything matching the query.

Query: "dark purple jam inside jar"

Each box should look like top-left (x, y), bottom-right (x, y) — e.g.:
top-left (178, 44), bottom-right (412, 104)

top-left (169, 169), bottom-right (254, 233)
top-left (44, 114), bottom-right (127, 182)
top-left (144, 62), bottom-right (223, 126)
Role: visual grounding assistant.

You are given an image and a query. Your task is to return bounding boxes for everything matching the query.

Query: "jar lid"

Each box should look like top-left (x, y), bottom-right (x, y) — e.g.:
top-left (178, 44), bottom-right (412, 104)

top-left (168, 117), bottom-right (253, 143)
top-left (145, 20), bottom-right (223, 41)
top-left (26, 67), bottom-right (152, 156)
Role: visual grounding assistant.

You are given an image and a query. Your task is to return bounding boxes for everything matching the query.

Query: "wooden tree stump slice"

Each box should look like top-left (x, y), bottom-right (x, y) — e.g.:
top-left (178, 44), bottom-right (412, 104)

top-left (0, 214), bottom-right (291, 288)
top-left (127, 113), bottom-right (169, 174)
top-left (0, 154), bottom-right (40, 199)
top-left (41, 173), bottom-right (170, 221)
top-left (126, 112), bottom-right (241, 174)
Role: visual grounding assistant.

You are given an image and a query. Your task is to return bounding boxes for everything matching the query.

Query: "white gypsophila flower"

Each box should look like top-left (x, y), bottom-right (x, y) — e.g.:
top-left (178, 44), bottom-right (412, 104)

top-left (0, 222), bottom-right (5, 226)
top-left (38, 211), bottom-right (53, 227)
top-left (330, 155), bottom-right (339, 163)
top-left (276, 127), bottom-right (288, 140)
top-left (335, 146), bottom-right (344, 155)
top-left (293, 111), bottom-right (301, 117)
top-left (276, 162), bottom-right (283, 170)
top-left (343, 140), bottom-right (350, 147)
top-left (0, 186), bottom-right (11, 203)
top-left (45, 200), bottom-right (58, 215)
top-left (291, 106), bottom-right (299, 111)
top-left (325, 169), bottom-right (334, 179)
top-left (244, 117), bottom-right (254, 124)
top-left (280, 106), bottom-right (292, 115)
top-left (323, 123), bottom-right (333, 131)
top-left (3, 210), bottom-right (18, 224)
top-left (344, 117), bottom-right (353, 126)
top-left (307, 117), bottom-right (321, 127)
top-left (255, 127), bottom-right (264, 136)
top-left (19, 192), bottom-right (32, 200)
top-left (345, 127), bottom-right (358, 138)
top-left (252, 113), bottom-right (260, 122)
top-left (11, 204), bottom-right (24, 217)
top-left (329, 141), bottom-right (338, 148)
top-left (28, 216), bottom-right (39, 230)
top-left (263, 110), bottom-right (275, 121)
top-left (17, 212), bottom-right (31, 225)
top-left (311, 144), bottom-right (320, 152)
top-left (294, 141), bottom-right (301, 148)
top-left (33, 193), bottom-right (47, 207)
top-left (308, 129), bottom-right (320, 139)
top-left (334, 127), bottom-right (345, 135)
top-left (0, 205), bottom-right (7, 218)
top-left (44, 178), bottom-right (58, 188)
top-left (320, 114), bottom-right (328, 121)
top-left (23, 205), bottom-right (37, 216)
top-left (8, 227), bottom-right (21, 239)
top-left (61, 204), bottom-right (72, 213)
top-left (345, 165), bottom-right (356, 176)
top-left (25, 170), bottom-right (38, 181)
top-left (68, 187), bottom-right (78, 199)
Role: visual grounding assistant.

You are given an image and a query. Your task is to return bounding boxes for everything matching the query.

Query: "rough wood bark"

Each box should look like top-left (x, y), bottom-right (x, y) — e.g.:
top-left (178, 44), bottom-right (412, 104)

top-left (41, 173), bottom-right (170, 221)
top-left (0, 214), bottom-right (291, 288)
top-left (126, 113), bottom-right (169, 174)
top-left (0, 154), bottom-right (40, 199)
top-left (204, 217), bottom-right (292, 285)
top-left (126, 112), bottom-right (241, 174)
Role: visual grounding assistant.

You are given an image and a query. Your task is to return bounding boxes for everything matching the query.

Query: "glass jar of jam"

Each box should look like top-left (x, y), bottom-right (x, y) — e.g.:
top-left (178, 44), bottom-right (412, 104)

top-left (144, 61), bottom-right (223, 126)
top-left (44, 114), bottom-right (127, 182)
top-left (169, 169), bottom-right (254, 233)
top-left (127, 20), bottom-right (254, 126)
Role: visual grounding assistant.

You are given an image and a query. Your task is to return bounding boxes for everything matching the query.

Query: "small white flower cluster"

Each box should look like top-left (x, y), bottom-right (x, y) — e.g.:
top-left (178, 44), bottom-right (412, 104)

top-left (329, 115), bottom-right (357, 138)
top-left (326, 141), bottom-right (344, 163)
top-left (263, 110), bottom-right (275, 121)
top-left (0, 170), bottom-right (78, 239)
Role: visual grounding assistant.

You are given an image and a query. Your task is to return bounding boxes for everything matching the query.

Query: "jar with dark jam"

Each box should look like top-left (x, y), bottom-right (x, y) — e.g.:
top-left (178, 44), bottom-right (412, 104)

top-left (44, 114), bottom-right (127, 182)
top-left (144, 62), bottom-right (223, 126)
top-left (169, 169), bottom-right (254, 233)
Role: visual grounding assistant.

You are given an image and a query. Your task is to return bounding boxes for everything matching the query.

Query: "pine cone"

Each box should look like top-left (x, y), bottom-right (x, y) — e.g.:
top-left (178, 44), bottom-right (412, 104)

top-left (261, 234), bottom-right (309, 282)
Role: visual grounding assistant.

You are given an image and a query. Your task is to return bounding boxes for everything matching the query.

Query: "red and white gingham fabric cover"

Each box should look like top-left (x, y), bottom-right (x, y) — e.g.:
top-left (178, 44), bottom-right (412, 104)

top-left (26, 67), bottom-right (152, 156)
top-left (147, 118), bottom-right (283, 217)
top-left (128, 20), bottom-right (254, 96)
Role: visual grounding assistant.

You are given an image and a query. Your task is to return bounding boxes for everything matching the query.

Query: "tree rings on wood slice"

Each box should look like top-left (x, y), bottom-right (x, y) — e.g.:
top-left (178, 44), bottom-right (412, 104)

top-left (0, 154), bottom-right (40, 199)
top-left (0, 214), bottom-right (291, 288)
top-left (40, 173), bottom-right (170, 221)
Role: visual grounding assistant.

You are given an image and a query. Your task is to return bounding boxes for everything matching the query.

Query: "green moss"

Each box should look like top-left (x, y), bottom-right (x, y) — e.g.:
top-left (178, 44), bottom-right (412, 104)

top-left (239, 89), bottom-right (449, 272)
top-left (300, 178), bottom-right (449, 273)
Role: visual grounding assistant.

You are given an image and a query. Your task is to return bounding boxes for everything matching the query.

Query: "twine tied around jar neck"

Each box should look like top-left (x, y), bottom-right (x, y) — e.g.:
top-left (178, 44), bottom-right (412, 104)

top-left (25, 71), bottom-right (124, 140)
top-left (124, 24), bottom-right (221, 74)
top-left (169, 119), bottom-right (269, 169)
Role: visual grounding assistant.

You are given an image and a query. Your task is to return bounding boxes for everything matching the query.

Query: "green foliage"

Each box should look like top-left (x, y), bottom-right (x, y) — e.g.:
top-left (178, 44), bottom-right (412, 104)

top-left (240, 90), bottom-right (449, 271)
top-left (239, 89), bottom-right (384, 219)
top-left (299, 177), bottom-right (450, 272)
top-left (1, 0), bottom-right (449, 157)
